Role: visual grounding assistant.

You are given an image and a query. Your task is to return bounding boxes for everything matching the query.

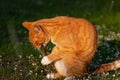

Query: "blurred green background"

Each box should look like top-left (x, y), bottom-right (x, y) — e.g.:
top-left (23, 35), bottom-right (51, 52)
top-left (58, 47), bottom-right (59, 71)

top-left (0, 0), bottom-right (120, 80)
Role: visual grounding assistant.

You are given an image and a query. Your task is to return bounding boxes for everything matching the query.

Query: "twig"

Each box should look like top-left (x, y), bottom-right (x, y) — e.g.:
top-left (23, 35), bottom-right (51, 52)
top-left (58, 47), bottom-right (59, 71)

top-left (40, 45), bottom-right (47, 56)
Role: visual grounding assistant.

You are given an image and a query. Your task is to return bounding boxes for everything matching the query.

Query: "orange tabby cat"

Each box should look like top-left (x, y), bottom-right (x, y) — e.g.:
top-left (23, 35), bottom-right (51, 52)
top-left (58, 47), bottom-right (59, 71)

top-left (22, 16), bottom-right (120, 80)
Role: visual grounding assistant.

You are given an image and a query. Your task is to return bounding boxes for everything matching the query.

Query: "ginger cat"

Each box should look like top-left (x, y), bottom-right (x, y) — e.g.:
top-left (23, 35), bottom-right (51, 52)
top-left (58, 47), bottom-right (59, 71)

top-left (22, 16), bottom-right (120, 80)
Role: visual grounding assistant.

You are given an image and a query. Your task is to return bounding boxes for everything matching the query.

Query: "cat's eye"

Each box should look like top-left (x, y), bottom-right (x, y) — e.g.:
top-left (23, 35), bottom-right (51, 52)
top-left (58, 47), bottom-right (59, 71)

top-left (34, 25), bottom-right (41, 33)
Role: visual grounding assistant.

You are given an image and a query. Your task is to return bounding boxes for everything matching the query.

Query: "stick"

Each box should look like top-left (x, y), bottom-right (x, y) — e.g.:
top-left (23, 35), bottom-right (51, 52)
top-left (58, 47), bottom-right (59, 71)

top-left (40, 45), bottom-right (47, 56)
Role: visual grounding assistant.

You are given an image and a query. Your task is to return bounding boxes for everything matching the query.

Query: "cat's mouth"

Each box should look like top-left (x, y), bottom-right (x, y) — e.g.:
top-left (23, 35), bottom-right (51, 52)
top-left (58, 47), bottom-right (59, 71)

top-left (33, 43), bottom-right (41, 49)
top-left (38, 45), bottom-right (41, 48)
top-left (36, 42), bottom-right (44, 49)
top-left (37, 44), bottom-right (43, 49)
top-left (35, 40), bottom-right (47, 49)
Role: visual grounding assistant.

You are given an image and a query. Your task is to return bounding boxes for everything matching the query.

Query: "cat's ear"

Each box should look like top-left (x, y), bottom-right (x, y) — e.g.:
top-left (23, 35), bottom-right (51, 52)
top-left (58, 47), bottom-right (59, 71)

top-left (34, 25), bottom-right (42, 33)
top-left (22, 22), bottom-right (32, 30)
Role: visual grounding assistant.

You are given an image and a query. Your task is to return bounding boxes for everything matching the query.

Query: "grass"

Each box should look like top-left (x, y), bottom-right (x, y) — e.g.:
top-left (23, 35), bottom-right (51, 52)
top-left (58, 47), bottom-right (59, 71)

top-left (0, 0), bottom-right (120, 80)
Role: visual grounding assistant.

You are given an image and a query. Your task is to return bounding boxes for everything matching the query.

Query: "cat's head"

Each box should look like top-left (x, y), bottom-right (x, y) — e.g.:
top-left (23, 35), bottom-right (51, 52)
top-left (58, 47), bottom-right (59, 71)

top-left (22, 21), bottom-right (49, 49)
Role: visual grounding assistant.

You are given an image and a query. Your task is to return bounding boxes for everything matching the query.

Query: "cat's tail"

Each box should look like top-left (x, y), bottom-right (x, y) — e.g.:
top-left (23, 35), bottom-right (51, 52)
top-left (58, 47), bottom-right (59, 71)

top-left (89, 60), bottom-right (120, 74)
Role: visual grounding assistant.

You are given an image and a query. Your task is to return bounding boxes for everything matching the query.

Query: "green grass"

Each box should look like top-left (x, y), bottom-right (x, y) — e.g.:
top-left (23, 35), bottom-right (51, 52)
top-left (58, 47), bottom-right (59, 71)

top-left (0, 0), bottom-right (120, 80)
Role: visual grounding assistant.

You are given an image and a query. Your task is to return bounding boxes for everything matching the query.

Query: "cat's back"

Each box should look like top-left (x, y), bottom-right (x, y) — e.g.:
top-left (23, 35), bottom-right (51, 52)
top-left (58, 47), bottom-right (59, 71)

top-left (55, 16), bottom-right (96, 31)
top-left (61, 16), bottom-right (97, 52)
top-left (55, 16), bottom-right (96, 35)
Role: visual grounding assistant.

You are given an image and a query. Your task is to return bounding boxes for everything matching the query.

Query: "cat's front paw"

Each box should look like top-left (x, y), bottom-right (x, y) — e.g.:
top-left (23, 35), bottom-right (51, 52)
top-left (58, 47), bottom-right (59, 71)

top-left (41, 56), bottom-right (51, 65)
top-left (46, 73), bottom-right (55, 79)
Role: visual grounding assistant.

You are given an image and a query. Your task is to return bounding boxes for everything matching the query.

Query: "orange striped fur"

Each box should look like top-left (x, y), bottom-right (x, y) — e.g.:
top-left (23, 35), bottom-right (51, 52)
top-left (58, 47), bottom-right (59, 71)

top-left (89, 60), bottom-right (120, 74)
top-left (22, 16), bottom-right (120, 79)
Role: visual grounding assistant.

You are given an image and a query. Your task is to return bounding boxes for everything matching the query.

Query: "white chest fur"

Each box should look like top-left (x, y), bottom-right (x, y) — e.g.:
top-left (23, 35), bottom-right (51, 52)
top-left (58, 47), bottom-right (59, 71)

top-left (55, 60), bottom-right (67, 76)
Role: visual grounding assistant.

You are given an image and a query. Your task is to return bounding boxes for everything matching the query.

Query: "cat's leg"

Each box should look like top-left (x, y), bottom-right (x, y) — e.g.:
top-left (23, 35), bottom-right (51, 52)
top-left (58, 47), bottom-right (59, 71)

top-left (55, 60), bottom-right (67, 76)
top-left (41, 46), bottom-right (61, 65)
top-left (46, 73), bottom-right (62, 79)
top-left (64, 77), bottom-right (75, 80)
top-left (46, 60), bottom-right (67, 79)
top-left (46, 73), bottom-right (75, 80)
